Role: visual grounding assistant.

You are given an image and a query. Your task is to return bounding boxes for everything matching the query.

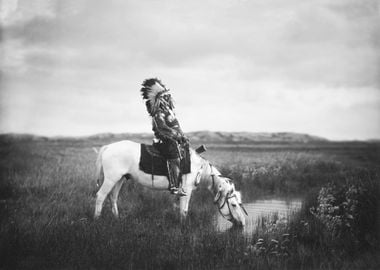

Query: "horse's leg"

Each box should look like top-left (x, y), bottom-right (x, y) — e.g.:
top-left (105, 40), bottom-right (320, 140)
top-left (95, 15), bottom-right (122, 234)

top-left (109, 178), bottom-right (124, 218)
top-left (94, 177), bottom-right (117, 219)
top-left (179, 188), bottom-right (193, 222)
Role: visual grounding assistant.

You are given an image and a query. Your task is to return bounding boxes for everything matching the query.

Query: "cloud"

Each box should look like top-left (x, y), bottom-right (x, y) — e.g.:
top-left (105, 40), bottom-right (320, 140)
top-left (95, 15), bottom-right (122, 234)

top-left (1, 0), bottom-right (379, 139)
top-left (3, 0), bottom-right (379, 85)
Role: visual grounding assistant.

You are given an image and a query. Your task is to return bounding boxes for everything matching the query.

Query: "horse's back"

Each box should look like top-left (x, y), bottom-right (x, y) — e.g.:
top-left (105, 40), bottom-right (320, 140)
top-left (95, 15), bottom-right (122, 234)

top-left (105, 139), bottom-right (140, 149)
top-left (103, 140), bottom-right (140, 158)
top-left (101, 140), bottom-right (141, 177)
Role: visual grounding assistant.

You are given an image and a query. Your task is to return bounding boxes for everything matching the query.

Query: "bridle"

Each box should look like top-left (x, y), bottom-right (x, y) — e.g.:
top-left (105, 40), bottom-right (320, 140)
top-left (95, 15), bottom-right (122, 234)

top-left (209, 165), bottom-right (248, 222)
top-left (198, 159), bottom-right (247, 222)
top-left (212, 179), bottom-right (238, 221)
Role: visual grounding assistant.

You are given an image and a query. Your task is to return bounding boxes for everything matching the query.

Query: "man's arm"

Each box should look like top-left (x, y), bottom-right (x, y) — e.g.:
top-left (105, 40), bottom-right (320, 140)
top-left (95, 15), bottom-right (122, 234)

top-left (153, 113), bottom-right (182, 140)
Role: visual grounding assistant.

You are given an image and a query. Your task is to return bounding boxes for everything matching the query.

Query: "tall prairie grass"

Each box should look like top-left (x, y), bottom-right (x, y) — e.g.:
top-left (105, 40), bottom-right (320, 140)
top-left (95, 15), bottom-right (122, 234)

top-left (0, 138), bottom-right (379, 269)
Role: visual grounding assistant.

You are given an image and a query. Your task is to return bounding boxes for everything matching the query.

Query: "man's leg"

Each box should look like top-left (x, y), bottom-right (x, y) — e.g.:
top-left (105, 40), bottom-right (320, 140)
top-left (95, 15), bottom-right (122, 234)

top-left (167, 158), bottom-right (180, 189)
top-left (167, 158), bottom-right (186, 196)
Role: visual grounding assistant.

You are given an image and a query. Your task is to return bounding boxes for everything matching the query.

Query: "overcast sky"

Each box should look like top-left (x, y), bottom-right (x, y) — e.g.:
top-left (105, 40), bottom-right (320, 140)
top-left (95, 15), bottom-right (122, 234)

top-left (1, 0), bottom-right (379, 140)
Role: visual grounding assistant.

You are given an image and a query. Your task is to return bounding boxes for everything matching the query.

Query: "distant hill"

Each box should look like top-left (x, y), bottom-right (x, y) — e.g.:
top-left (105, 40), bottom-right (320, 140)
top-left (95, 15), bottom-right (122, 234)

top-left (0, 131), bottom-right (329, 144)
top-left (0, 133), bottom-right (49, 142)
top-left (187, 131), bottom-right (328, 143)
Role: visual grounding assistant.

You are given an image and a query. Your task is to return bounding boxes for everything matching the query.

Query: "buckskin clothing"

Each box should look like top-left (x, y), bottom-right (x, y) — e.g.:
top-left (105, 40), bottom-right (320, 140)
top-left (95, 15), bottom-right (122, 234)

top-left (152, 108), bottom-right (185, 159)
top-left (140, 78), bottom-right (188, 195)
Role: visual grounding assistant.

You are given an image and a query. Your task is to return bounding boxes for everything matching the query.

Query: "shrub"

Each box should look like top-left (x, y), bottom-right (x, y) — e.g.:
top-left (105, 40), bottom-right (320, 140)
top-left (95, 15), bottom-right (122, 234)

top-left (310, 174), bottom-right (379, 252)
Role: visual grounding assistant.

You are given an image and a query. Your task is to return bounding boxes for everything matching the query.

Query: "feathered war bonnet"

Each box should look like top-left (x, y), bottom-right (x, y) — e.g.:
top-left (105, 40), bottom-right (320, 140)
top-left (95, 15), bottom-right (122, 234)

top-left (140, 78), bottom-right (174, 116)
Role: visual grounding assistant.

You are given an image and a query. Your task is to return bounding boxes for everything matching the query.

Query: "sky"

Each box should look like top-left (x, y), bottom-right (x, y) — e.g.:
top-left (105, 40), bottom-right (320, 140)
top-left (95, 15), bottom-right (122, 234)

top-left (0, 0), bottom-right (379, 140)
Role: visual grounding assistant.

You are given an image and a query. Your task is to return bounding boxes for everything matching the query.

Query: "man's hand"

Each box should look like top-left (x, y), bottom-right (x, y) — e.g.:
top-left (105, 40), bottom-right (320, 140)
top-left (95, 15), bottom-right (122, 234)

top-left (180, 136), bottom-right (189, 144)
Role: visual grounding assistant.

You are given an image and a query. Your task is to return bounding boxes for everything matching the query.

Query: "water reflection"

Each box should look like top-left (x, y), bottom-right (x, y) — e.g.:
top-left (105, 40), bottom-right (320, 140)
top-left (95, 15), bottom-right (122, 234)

top-left (215, 197), bottom-right (303, 234)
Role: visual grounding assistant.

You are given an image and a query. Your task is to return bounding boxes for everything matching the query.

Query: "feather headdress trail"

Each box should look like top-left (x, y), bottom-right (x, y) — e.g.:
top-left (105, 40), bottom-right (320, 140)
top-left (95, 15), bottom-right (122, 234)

top-left (140, 78), bottom-right (174, 116)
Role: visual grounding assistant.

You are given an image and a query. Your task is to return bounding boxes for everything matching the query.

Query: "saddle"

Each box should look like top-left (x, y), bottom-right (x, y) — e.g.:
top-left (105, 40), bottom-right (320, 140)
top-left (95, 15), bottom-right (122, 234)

top-left (139, 143), bottom-right (191, 176)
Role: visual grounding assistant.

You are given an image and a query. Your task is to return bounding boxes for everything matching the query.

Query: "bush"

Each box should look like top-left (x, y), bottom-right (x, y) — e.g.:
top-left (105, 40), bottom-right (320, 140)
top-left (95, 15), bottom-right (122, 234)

top-left (310, 174), bottom-right (379, 252)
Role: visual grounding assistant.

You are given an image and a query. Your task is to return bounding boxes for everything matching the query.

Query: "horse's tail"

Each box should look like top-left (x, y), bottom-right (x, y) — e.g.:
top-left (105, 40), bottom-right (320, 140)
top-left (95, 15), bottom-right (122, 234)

top-left (94, 145), bottom-right (107, 194)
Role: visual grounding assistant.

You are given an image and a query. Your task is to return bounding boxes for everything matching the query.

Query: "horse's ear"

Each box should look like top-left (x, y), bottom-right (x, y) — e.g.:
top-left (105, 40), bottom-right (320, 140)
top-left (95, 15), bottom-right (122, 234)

top-left (195, 170), bottom-right (202, 186)
top-left (235, 191), bottom-right (242, 204)
top-left (214, 191), bottom-right (220, 203)
top-left (214, 187), bottom-right (222, 203)
top-left (210, 165), bottom-right (217, 176)
top-left (231, 182), bottom-right (236, 191)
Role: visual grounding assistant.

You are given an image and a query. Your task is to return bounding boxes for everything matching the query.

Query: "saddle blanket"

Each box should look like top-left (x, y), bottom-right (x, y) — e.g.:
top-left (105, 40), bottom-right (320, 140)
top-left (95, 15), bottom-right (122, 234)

top-left (139, 143), bottom-right (191, 176)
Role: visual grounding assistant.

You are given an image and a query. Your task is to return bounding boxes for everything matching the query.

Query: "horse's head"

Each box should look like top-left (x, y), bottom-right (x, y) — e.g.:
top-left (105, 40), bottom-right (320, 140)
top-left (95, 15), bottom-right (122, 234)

top-left (213, 176), bottom-right (247, 227)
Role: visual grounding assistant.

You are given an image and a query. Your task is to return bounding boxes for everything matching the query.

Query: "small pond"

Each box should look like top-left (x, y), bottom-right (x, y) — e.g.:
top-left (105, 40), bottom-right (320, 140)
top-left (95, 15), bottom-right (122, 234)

top-left (215, 197), bottom-right (303, 234)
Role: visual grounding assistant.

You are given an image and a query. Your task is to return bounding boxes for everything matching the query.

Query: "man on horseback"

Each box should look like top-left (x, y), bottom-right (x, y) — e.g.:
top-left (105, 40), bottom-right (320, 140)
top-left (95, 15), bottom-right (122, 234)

top-left (141, 78), bottom-right (188, 196)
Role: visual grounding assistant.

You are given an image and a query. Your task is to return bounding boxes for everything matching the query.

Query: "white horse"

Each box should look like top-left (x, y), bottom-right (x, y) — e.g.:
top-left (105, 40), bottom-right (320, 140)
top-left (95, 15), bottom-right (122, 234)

top-left (94, 140), bottom-right (247, 227)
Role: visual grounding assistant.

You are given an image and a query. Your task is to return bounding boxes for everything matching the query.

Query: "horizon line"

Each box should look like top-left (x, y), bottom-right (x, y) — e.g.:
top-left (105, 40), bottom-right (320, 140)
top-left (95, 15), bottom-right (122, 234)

top-left (1, 131), bottom-right (380, 142)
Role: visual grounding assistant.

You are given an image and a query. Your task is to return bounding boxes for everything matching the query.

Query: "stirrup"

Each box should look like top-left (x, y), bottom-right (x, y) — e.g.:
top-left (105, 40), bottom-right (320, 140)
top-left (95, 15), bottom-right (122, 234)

top-left (169, 186), bottom-right (178, 193)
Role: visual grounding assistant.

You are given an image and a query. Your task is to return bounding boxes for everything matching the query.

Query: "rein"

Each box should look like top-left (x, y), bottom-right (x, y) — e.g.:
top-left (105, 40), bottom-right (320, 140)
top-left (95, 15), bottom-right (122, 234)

top-left (209, 167), bottom-right (235, 221)
top-left (214, 187), bottom-right (237, 221)
top-left (206, 160), bottom-right (247, 221)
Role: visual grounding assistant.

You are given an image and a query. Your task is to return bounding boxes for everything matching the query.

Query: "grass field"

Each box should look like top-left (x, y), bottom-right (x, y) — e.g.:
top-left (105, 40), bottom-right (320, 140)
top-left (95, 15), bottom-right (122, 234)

top-left (0, 137), bottom-right (379, 269)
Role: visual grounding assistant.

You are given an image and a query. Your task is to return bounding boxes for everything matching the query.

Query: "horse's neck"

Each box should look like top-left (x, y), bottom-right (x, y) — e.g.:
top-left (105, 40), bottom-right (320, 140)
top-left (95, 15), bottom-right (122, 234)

top-left (201, 160), bottom-right (221, 195)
